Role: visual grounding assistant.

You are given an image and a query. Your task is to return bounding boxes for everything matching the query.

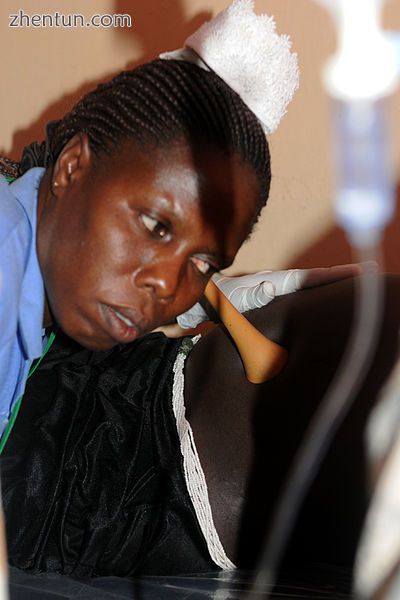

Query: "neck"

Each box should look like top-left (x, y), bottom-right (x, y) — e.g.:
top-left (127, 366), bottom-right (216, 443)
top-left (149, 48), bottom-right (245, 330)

top-left (43, 298), bottom-right (53, 329)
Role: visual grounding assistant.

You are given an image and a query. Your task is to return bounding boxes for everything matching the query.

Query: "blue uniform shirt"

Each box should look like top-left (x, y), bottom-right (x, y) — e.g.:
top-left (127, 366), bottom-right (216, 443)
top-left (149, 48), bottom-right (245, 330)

top-left (0, 167), bottom-right (46, 435)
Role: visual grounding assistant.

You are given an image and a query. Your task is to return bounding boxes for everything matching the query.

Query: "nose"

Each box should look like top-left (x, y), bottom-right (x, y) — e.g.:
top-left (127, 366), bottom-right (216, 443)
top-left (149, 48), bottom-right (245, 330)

top-left (134, 258), bottom-right (183, 303)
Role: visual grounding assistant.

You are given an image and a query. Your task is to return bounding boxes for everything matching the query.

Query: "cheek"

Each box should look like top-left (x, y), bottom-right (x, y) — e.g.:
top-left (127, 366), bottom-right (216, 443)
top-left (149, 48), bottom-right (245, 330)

top-left (63, 219), bottom-right (139, 292)
top-left (42, 233), bottom-right (110, 328)
top-left (95, 215), bottom-right (151, 277)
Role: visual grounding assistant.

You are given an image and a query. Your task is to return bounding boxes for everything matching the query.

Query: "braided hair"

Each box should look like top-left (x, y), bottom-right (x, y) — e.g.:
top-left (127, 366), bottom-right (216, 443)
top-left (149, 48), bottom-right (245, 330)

top-left (17, 59), bottom-right (271, 220)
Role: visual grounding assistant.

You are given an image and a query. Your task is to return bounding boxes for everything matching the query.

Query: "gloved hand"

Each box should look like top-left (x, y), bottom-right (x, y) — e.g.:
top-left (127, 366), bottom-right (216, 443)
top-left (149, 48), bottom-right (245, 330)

top-left (176, 262), bottom-right (378, 329)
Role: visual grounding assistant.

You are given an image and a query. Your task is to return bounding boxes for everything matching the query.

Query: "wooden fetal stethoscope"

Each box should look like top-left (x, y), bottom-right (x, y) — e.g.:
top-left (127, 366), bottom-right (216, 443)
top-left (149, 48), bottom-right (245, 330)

top-left (204, 279), bottom-right (288, 383)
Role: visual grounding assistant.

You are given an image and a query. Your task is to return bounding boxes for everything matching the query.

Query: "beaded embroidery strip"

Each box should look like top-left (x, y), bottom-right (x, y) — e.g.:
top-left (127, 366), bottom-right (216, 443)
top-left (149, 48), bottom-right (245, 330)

top-left (172, 335), bottom-right (236, 570)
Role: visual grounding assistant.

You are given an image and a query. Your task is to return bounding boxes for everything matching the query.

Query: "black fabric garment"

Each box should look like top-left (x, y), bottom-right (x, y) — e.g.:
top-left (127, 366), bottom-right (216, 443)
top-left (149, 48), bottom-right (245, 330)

top-left (1, 331), bottom-right (216, 578)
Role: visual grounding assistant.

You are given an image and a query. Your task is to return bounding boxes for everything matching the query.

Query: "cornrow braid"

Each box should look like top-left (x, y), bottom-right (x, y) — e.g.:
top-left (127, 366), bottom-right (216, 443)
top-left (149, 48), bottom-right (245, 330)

top-left (19, 59), bottom-right (271, 220)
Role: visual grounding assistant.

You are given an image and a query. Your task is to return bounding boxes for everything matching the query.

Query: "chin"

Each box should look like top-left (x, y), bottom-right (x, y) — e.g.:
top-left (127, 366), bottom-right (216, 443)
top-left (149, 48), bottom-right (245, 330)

top-left (54, 308), bottom-right (115, 351)
top-left (82, 338), bottom-right (117, 351)
top-left (61, 324), bottom-right (116, 352)
top-left (67, 333), bottom-right (115, 352)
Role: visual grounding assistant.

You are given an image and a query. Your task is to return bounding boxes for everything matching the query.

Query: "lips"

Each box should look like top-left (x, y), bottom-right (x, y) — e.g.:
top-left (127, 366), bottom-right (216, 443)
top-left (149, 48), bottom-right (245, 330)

top-left (113, 308), bottom-right (135, 328)
top-left (100, 303), bottom-right (145, 344)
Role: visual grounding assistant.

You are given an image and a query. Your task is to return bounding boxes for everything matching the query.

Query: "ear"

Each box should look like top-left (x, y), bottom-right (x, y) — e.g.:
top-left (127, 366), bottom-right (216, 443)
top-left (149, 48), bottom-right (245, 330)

top-left (51, 133), bottom-right (91, 195)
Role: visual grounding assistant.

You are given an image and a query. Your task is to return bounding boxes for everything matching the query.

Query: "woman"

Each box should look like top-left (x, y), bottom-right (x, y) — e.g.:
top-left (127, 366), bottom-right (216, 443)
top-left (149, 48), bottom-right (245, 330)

top-left (0, 0), bottom-right (366, 581)
top-left (0, 43), bottom-right (272, 568)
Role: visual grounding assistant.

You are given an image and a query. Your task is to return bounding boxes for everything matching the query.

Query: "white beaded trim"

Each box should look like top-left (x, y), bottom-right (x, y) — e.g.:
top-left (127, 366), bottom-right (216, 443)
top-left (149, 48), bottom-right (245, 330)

top-left (172, 336), bottom-right (236, 570)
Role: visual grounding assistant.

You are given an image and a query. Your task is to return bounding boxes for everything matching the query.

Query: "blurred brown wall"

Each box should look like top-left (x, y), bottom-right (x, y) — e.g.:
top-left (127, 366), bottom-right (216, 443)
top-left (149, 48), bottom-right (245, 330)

top-left (1, 0), bottom-right (399, 272)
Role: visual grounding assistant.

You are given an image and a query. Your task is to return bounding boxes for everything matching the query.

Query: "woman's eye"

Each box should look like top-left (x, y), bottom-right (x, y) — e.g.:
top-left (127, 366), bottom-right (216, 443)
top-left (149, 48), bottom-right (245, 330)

top-left (191, 256), bottom-right (213, 276)
top-left (140, 214), bottom-right (168, 238)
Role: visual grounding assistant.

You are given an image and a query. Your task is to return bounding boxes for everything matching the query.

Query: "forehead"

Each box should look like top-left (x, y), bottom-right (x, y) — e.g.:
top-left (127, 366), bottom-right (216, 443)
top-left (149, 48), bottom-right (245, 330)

top-left (90, 138), bottom-right (259, 249)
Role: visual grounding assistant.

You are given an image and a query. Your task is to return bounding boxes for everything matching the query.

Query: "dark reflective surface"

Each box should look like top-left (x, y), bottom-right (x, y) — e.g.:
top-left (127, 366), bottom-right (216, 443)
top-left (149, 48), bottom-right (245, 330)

top-left (9, 565), bottom-right (353, 599)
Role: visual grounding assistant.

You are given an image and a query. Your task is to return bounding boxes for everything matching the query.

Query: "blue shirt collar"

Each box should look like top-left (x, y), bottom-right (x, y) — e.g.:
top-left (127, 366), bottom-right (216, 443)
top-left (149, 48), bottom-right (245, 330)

top-left (9, 167), bottom-right (46, 358)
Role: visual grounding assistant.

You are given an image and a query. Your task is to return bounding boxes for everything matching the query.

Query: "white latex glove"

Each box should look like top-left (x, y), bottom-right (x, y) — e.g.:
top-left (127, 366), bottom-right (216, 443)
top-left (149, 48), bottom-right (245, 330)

top-left (176, 262), bottom-right (377, 329)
